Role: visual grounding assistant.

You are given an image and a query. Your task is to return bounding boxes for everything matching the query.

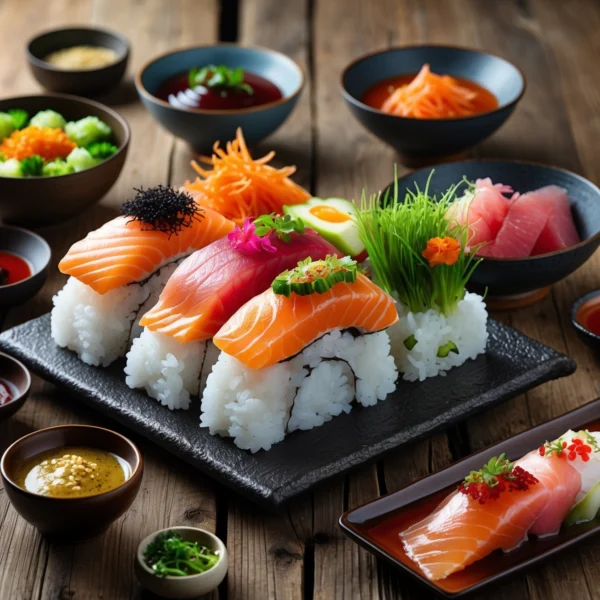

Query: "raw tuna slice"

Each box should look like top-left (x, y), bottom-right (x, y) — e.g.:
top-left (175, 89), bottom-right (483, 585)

top-left (480, 191), bottom-right (550, 258)
top-left (447, 178), bottom-right (514, 248)
top-left (516, 451), bottom-right (581, 537)
top-left (530, 186), bottom-right (580, 255)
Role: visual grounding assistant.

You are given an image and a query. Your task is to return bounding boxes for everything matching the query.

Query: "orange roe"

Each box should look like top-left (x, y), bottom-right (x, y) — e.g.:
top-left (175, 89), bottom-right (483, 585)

top-left (422, 236), bottom-right (461, 267)
top-left (0, 126), bottom-right (76, 161)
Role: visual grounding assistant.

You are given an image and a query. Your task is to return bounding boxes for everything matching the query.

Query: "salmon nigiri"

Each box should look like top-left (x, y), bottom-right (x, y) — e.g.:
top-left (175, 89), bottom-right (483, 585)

top-left (400, 453), bottom-right (581, 581)
top-left (52, 186), bottom-right (234, 366)
top-left (214, 262), bottom-right (399, 369)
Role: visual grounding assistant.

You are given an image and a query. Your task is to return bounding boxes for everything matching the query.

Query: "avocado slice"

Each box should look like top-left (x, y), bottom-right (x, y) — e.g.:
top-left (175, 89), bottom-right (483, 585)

top-left (564, 480), bottom-right (600, 527)
top-left (283, 197), bottom-right (365, 257)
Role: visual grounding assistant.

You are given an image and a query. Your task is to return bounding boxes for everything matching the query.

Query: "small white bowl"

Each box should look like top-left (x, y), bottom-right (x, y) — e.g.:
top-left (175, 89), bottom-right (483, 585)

top-left (135, 526), bottom-right (228, 599)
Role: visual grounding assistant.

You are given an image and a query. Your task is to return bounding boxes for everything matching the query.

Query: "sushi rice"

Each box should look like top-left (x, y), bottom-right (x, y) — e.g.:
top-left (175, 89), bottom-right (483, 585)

top-left (388, 292), bottom-right (488, 382)
top-left (201, 329), bottom-right (397, 452)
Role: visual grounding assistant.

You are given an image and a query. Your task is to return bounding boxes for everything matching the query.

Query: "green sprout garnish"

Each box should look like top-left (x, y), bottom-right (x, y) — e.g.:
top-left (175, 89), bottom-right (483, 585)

top-left (253, 213), bottom-right (305, 242)
top-left (189, 65), bottom-right (253, 96)
top-left (355, 168), bottom-right (482, 315)
top-left (143, 531), bottom-right (220, 578)
top-left (86, 141), bottom-right (118, 160)
top-left (272, 255), bottom-right (357, 298)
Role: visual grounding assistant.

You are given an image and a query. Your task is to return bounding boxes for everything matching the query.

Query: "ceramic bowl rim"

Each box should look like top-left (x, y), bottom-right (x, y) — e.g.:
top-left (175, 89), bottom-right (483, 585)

top-left (0, 351), bottom-right (31, 406)
top-left (339, 43), bottom-right (527, 123)
top-left (136, 525), bottom-right (227, 580)
top-left (26, 26), bottom-right (130, 75)
top-left (570, 289), bottom-right (600, 342)
top-left (0, 225), bottom-right (51, 290)
top-left (0, 92), bottom-right (131, 181)
top-left (0, 424), bottom-right (143, 501)
top-left (135, 42), bottom-right (305, 116)
top-left (394, 157), bottom-right (600, 262)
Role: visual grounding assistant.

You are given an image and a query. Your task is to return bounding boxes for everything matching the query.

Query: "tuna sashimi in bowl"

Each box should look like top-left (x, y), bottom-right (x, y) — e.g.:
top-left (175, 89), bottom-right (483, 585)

top-left (392, 160), bottom-right (600, 306)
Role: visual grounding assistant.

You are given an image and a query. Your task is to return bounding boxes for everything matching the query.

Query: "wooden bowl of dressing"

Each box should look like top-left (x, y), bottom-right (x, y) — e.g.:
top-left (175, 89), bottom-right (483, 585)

top-left (0, 425), bottom-right (143, 542)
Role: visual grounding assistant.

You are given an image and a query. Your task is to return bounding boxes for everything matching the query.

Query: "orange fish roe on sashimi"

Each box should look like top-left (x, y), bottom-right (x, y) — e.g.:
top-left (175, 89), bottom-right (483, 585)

top-left (184, 128), bottom-right (311, 225)
top-left (0, 126), bottom-right (76, 161)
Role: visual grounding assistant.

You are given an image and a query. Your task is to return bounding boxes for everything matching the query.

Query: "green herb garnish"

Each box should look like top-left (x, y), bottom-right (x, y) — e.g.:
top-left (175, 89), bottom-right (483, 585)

top-left (253, 213), bottom-right (305, 242)
top-left (20, 154), bottom-right (44, 176)
top-left (189, 65), bottom-right (253, 96)
top-left (8, 109), bottom-right (29, 130)
top-left (355, 168), bottom-right (482, 315)
top-left (143, 531), bottom-right (220, 578)
top-left (86, 141), bottom-right (118, 159)
top-left (272, 255), bottom-right (357, 297)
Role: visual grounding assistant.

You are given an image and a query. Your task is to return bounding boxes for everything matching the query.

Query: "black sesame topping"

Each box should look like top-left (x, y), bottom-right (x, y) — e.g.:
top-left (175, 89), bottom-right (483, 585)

top-left (120, 185), bottom-right (204, 237)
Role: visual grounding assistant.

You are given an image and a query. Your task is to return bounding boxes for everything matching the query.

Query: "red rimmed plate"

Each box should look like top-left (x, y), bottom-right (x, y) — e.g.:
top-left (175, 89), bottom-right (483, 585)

top-left (340, 399), bottom-right (600, 597)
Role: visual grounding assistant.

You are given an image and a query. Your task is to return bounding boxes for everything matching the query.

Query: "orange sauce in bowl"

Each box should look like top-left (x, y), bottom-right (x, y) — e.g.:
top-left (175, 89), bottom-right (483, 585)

top-left (576, 296), bottom-right (600, 336)
top-left (362, 73), bottom-right (498, 118)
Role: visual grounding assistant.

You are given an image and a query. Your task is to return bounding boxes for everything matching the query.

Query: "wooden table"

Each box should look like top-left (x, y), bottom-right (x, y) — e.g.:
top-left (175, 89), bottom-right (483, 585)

top-left (1, 0), bottom-right (599, 598)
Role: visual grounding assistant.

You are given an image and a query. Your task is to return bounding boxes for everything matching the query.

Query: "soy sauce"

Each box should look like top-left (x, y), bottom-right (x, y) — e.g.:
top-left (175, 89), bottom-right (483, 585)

top-left (577, 296), bottom-right (600, 337)
top-left (155, 71), bottom-right (283, 111)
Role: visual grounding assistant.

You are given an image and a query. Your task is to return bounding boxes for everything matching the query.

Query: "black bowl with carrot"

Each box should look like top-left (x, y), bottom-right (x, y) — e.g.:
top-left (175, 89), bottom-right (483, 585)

top-left (340, 45), bottom-right (525, 167)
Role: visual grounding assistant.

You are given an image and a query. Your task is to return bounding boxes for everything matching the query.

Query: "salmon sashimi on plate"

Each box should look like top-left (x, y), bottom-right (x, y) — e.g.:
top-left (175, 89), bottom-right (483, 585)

top-left (51, 186), bottom-right (234, 367)
top-left (126, 218), bottom-right (341, 410)
top-left (400, 452), bottom-right (581, 581)
top-left (201, 256), bottom-right (399, 452)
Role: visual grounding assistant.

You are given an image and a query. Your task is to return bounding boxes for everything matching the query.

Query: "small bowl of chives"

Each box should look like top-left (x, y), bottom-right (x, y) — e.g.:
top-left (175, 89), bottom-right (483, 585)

top-left (134, 526), bottom-right (228, 599)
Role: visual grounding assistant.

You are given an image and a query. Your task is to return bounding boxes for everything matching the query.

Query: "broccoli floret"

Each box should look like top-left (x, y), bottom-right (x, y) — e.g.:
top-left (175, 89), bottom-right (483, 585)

top-left (20, 155), bottom-right (44, 177)
top-left (7, 109), bottom-right (29, 130)
top-left (66, 147), bottom-right (99, 172)
top-left (0, 113), bottom-right (15, 141)
top-left (30, 109), bottom-right (66, 130)
top-left (42, 158), bottom-right (74, 177)
top-left (0, 158), bottom-right (23, 178)
top-left (65, 116), bottom-right (112, 147)
top-left (86, 141), bottom-right (118, 160)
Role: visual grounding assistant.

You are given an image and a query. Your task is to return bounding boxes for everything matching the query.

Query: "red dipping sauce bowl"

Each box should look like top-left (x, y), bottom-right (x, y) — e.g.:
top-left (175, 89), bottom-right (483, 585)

top-left (572, 289), bottom-right (600, 352)
top-left (0, 226), bottom-right (51, 308)
top-left (0, 352), bottom-right (31, 421)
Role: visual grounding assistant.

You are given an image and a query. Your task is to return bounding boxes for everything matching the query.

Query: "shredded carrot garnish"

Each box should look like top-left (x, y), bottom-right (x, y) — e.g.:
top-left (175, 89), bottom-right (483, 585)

top-left (381, 64), bottom-right (485, 119)
top-left (0, 126), bottom-right (76, 161)
top-left (184, 128), bottom-right (311, 225)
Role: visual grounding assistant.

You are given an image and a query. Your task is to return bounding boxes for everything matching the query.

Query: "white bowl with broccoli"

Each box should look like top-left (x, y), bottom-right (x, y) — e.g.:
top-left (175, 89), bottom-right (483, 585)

top-left (0, 94), bottom-right (129, 226)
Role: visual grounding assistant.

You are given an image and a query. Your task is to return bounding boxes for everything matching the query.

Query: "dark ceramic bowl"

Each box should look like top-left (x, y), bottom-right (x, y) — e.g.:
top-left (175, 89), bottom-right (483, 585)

top-left (0, 353), bottom-right (31, 421)
top-left (27, 27), bottom-right (129, 96)
top-left (571, 290), bottom-right (600, 351)
top-left (0, 94), bottom-right (130, 226)
top-left (136, 44), bottom-right (304, 152)
top-left (392, 160), bottom-right (600, 306)
top-left (340, 45), bottom-right (525, 166)
top-left (1, 425), bottom-right (143, 541)
top-left (0, 226), bottom-right (51, 307)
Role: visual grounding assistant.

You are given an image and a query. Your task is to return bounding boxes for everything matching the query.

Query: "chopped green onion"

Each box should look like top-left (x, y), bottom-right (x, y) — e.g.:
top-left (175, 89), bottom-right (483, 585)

top-left (437, 341), bottom-right (459, 358)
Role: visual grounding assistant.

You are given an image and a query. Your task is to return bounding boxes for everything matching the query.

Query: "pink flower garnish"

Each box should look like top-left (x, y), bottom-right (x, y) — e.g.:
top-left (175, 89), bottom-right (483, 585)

top-left (227, 218), bottom-right (278, 255)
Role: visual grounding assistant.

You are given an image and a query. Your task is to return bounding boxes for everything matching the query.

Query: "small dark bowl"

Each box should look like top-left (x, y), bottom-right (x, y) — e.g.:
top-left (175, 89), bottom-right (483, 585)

top-left (0, 226), bottom-right (51, 307)
top-left (571, 290), bottom-right (600, 351)
top-left (0, 94), bottom-right (130, 226)
top-left (136, 44), bottom-right (304, 152)
top-left (340, 45), bottom-right (525, 166)
top-left (1, 425), bottom-right (143, 542)
top-left (27, 27), bottom-right (129, 96)
top-left (0, 353), bottom-right (31, 421)
top-left (392, 160), bottom-right (600, 306)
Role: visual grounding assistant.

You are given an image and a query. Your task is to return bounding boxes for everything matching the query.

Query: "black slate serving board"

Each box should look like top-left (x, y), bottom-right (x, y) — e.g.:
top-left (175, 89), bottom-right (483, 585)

top-left (0, 314), bottom-right (575, 506)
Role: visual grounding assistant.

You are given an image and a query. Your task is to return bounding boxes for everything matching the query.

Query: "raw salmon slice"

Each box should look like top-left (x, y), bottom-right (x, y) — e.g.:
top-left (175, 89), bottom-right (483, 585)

top-left (214, 273), bottom-right (398, 369)
top-left (140, 231), bottom-right (341, 342)
top-left (530, 186), bottom-right (580, 255)
top-left (59, 207), bottom-right (235, 295)
top-left (400, 454), bottom-right (581, 581)
top-left (517, 451), bottom-right (581, 536)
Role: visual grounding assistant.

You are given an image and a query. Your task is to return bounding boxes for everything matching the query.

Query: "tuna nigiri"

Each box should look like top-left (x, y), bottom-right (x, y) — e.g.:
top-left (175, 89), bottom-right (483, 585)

top-left (125, 215), bottom-right (341, 409)
top-left (202, 256), bottom-right (399, 452)
top-left (51, 186), bottom-right (234, 366)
